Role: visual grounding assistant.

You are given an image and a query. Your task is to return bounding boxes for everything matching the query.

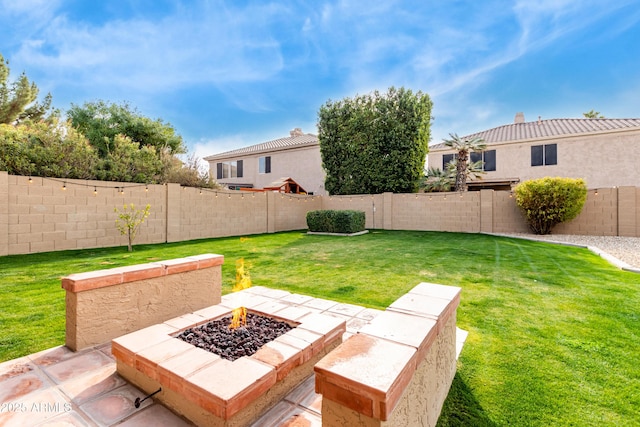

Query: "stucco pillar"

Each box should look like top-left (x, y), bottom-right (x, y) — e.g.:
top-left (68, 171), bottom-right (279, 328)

top-left (0, 171), bottom-right (7, 256)
top-left (480, 189), bottom-right (494, 233)
top-left (0, 171), bottom-right (9, 256)
top-left (166, 183), bottom-right (181, 242)
top-left (617, 186), bottom-right (637, 237)
top-left (266, 191), bottom-right (276, 233)
top-left (383, 192), bottom-right (393, 230)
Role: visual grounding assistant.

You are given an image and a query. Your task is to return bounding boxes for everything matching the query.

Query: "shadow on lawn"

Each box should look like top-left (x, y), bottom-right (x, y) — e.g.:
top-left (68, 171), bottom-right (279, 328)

top-left (437, 372), bottom-right (496, 427)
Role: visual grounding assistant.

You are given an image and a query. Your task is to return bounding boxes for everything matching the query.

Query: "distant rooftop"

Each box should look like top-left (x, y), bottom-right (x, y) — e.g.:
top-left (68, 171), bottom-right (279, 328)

top-left (430, 113), bottom-right (640, 150)
top-left (204, 128), bottom-right (318, 161)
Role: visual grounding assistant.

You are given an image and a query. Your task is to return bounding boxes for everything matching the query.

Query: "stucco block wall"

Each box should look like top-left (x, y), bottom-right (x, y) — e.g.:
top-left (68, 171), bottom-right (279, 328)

top-left (320, 194), bottom-right (384, 230)
top-left (62, 254), bottom-right (223, 351)
top-left (492, 191), bottom-right (529, 233)
top-left (617, 187), bottom-right (637, 237)
top-left (554, 188), bottom-right (618, 236)
top-left (177, 188), bottom-right (269, 240)
top-left (7, 175), bottom-right (166, 254)
top-left (0, 172), bottom-right (8, 256)
top-left (273, 192), bottom-right (323, 231)
top-left (1, 173), bottom-right (638, 256)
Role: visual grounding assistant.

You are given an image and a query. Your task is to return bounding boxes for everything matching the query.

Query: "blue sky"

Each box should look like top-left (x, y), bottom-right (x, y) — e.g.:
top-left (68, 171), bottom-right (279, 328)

top-left (1, 0), bottom-right (639, 163)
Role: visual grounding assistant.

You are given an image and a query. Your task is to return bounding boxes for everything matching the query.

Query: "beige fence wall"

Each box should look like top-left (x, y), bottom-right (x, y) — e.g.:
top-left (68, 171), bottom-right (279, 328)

top-left (1, 171), bottom-right (638, 256)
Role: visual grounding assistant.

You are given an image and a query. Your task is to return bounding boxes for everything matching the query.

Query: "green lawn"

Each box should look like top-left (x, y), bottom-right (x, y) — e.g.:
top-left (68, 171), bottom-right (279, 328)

top-left (1, 230), bottom-right (638, 426)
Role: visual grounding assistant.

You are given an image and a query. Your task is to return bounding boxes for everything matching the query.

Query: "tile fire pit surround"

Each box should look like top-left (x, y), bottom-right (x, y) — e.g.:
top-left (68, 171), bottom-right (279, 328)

top-left (112, 293), bottom-right (346, 427)
top-left (315, 282), bottom-right (461, 426)
top-left (61, 255), bottom-right (464, 426)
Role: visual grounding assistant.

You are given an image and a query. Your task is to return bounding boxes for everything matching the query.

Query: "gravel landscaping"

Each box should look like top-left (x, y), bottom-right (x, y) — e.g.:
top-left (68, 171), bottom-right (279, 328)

top-left (496, 233), bottom-right (640, 270)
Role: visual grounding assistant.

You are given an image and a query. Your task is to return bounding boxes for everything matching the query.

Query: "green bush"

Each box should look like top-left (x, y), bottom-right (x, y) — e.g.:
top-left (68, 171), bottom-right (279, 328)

top-left (306, 210), bottom-right (366, 234)
top-left (514, 177), bottom-right (587, 235)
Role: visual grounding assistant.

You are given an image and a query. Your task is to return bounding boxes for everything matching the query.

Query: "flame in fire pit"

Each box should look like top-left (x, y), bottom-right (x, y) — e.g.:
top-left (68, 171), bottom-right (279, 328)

top-left (230, 258), bottom-right (251, 330)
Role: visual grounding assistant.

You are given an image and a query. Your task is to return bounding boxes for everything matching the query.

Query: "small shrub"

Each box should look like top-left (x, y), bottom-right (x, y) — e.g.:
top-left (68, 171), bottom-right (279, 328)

top-left (306, 210), bottom-right (366, 234)
top-left (514, 177), bottom-right (587, 235)
top-left (114, 203), bottom-right (151, 251)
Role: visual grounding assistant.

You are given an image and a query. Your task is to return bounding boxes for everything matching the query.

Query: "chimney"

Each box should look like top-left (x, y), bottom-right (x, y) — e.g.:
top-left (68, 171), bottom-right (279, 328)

top-left (537, 116), bottom-right (542, 125)
top-left (290, 128), bottom-right (304, 137)
top-left (514, 112), bottom-right (525, 124)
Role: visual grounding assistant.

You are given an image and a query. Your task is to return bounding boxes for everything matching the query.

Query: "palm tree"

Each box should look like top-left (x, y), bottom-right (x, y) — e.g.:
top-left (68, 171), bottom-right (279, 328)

top-left (443, 133), bottom-right (487, 192)
top-left (422, 166), bottom-right (454, 192)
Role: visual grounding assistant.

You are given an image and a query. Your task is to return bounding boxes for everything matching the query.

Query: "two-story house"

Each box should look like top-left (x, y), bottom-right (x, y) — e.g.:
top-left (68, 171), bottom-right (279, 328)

top-left (204, 128), bottom-right (326, 195)
top-left (428, 113), bottom-right (640, 190)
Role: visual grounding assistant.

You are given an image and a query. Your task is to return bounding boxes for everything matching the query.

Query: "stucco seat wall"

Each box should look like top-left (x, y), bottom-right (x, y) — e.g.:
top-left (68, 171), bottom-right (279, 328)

top-left (62, 254), bottom-right (224, 351)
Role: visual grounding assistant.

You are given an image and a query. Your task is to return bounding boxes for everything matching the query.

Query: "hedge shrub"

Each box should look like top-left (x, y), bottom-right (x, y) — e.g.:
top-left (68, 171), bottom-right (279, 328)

top-left (514, 177), bottom-right (587, 235)
top-left (306, 210), bottom-right (366, 234)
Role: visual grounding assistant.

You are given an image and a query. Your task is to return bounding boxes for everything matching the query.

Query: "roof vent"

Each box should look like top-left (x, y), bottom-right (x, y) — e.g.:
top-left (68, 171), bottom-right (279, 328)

top-left (514, 112), bottom-right (525, 124)
top-left (290, 128), bottom-right (304, 137)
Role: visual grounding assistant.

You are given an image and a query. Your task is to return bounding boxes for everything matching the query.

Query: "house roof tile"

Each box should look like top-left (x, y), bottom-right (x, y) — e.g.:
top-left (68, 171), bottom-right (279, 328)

top-left (430, 118), bottom-right (640, 150)
top-left (204, 133), bottom-right (318, 160)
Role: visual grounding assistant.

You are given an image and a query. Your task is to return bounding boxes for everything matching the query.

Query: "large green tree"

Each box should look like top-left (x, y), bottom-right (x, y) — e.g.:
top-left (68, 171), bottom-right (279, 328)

top-left (67, 100), bottom-right (186, 158)
top-left (318, 87), bottom-right (432, 195)
top-left (0, 121), bottom-right (97, 178)
top-left (0, 53), bottom-right (55, 124)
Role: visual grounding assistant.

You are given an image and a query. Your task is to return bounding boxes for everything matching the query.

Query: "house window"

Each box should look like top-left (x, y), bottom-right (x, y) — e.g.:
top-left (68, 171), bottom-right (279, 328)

top-left (259, 156), bottom-right (271, 174)
top-left (531, 144), bottom-right (557, 166)
top-left (470, 150), bottom-right (496, 172)
top-left (442, 154), bottom-right (456, 170)
top-left (216, 160), bottom-right (243, 179)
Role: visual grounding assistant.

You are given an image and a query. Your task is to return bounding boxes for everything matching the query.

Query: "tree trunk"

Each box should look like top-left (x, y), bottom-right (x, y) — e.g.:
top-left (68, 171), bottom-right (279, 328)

top-left (455, 151), bottom-right (468, 192)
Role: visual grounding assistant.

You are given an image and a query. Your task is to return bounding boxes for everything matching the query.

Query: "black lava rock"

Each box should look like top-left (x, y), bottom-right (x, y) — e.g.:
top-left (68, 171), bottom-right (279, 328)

top-left (176, 313), bottom-right (294, 361)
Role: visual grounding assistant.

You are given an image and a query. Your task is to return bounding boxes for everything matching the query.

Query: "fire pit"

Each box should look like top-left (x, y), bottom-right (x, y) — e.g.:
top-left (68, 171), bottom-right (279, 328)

top-left (112, 296), bottom-right (346, 427)
top-left (176, 312), bottom-right (294, 361)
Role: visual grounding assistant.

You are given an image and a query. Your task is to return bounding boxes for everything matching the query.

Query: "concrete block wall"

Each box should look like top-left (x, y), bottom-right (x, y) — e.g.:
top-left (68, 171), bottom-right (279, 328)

top-left (273, 192), bottom-right (323, 232)
top-left (5, 174), bottom-right (166, 255)
top-left (0, 172), bottom-right (8, 256)
top-left (616, 187), bottom-right (637, 237)
top-left (177, 188), bottom-right (269, 241)
top-left (320, 194), bottom-right (384, 229)
top-left (555, 188), bottom-right (618, 236)
top-left (1, 171), bottom-right (638, 256)
top-left (492, 191), bottom-right (529, 234)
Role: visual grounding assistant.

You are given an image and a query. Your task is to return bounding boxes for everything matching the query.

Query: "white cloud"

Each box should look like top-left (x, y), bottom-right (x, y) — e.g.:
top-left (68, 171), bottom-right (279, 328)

top-left (11, 2), bottom-right (290, 93)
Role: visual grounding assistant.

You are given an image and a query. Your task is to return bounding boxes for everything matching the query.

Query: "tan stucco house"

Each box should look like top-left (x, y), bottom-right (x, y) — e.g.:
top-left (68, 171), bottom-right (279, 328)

top-left (428, 113), bottom-right (640, 190)
top-left (204, 128), bottom-right (326, 195)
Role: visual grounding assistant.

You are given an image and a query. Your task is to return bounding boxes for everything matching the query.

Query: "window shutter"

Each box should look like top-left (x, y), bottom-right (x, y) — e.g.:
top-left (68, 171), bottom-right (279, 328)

top-left (216, 163), bottom-right (223, 179)
top-left (237, 160), bottom-right (243, 177)
top-left (544, 144), bottom-right (557, 165)
top-left (484, 150), bottom-right (496, 171)
top-left (265, 156), bottom-right (271, 173)
top-left (531, 146), bottom-right (543, 166)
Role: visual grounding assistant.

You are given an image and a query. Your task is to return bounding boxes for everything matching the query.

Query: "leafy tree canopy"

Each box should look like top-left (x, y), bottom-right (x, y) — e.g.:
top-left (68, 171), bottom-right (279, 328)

top-left (0, 53), bottom-right (56, 125)
top-left (583, 109), bottom-right (605, 119)
top-left (0, 120), bottom-right (97, 179)
top-left (67, 100), bottom-right (186, 158)
top-left (318, 87), bottom-right (432, 195)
